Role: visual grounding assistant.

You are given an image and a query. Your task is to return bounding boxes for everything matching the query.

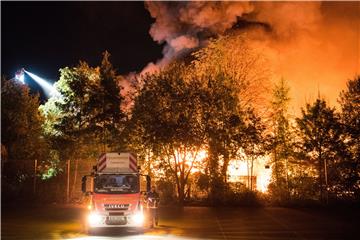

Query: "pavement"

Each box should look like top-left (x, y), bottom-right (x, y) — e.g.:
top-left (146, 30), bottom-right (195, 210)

top-left (1, 204), bottom-right (359, 240)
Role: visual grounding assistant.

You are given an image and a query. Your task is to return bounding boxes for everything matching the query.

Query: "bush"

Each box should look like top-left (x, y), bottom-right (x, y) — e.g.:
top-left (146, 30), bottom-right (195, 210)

top-left (156, 179), bottom-right (177, 205)
top-left (221, 189), bottom-right (268, 207)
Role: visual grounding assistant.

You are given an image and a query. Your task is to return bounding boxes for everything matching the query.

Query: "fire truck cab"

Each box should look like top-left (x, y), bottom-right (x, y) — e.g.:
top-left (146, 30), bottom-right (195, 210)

top-left (81, 152), bottom-right (151, 233)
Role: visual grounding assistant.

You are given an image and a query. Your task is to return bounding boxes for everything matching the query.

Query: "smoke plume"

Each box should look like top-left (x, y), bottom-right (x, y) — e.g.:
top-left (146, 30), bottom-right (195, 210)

top-left (142, 1), bottom-right (359, 113)
top-left (142, 1), bottom-right (254, 74)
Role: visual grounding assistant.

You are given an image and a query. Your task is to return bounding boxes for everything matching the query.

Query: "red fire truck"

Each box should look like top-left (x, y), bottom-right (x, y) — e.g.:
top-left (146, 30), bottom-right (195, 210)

top-left (81, 152), bottom-right (151, 233)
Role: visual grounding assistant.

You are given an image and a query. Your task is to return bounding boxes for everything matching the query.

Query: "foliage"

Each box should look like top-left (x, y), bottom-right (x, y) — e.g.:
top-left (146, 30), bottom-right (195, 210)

top-left (1, 77), bottom-right (47, 162)
top-left (197, 71), bottom-right (246, 197)
top-left (221, 189), bottom-right (267, 207)
top-left (191, 32), bottom-right (270, 112)
top-left (189, 33), bottom-right (269, 199)
top-left (40, 51), bottom-right (125, 160)
top-left (131, 49), bottom-right (268, 204)
top-left (296, 98), bottom-right (342, 201)
top-left (131, 62), bottom-right (206, 204)
top-left (268, 78), bottom-right (294, 200)
top-left (1, 76), bottom-right (51, 200)
top-left (338, 76), bottom-right (360, 199)
top-left (156, 178), bottom-right (177, 204)
top-left (240, 109), bottom-right (267, 191)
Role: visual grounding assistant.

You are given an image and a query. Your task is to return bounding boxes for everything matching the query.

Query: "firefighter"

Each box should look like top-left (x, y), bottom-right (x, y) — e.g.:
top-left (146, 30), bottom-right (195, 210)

top-left (146, 186), bottom-right (160, 227)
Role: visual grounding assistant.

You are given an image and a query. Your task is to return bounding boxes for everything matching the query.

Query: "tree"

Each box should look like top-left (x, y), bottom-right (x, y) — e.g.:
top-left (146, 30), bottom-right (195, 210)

top-left (131, 63), bottom-right (206, 205)
top-left (90, 51), bottom-right (126, 150)
top-left (130, 33), bottom-right (270, 203)
top-left (40, 52), bottom-right (125, 202)
top-left (296, 98), bottom-right (342, 202)
top-left (338, 76), bottom-right (360, 199)
top-left (189, 32), bottom-right (269, 198)
top-left (198, 71), bottom-right (245, 198)
top-left (1, 76), bottom-right (49, 199)
top-left (41, 51), bottom-right (125, 160)
top-left (268, 78), bottom-right (294, 199)
top-left (191, 31), bottom-right (270, 112)
top-left (243, 110), bottom-right (267, 191)
top-left (1, 76), bottom-right (46, 162)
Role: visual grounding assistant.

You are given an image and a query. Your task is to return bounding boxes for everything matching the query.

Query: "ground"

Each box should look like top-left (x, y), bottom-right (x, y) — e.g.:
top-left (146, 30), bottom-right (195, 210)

top-left (1, 204), bottom-right (359, 239)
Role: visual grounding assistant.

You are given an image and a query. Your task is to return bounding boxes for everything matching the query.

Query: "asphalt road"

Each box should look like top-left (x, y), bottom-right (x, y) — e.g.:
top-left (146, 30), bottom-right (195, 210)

top-left (2, 204), bottom-right (359, 240)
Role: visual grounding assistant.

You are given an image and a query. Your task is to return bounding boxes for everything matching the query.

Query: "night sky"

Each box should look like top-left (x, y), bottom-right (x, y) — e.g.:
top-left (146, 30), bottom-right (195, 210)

top-left (2, 1), bottom-right (163, 94)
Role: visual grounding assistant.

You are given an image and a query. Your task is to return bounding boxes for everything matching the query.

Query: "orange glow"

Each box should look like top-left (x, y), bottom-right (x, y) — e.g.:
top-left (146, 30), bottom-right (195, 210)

top-left (190, 149), bottom-right (208, 173)
top-left (196, 149), bottom-right (207, 161)
top-left (257, 164), bottom-right (272, 193)
top-left (145, 2), bottom-right (359, 115)
top-left (227, 155), bottom-right (272, 193)
top-left (172, 148), bottom-right (208, 174)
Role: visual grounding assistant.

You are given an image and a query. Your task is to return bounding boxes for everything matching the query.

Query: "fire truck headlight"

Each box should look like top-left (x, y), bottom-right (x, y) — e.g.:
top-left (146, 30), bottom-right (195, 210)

top-left (133, 212), bottom-right (144, 225)
top-left (88, 212), bottom-right (102, 226)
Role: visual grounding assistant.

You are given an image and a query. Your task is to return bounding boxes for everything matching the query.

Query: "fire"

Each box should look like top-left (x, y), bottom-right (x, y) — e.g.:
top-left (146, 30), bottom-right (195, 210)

top-left (196, 149), bottom-right (207, 162)
top-left (160, 148), bottom-right (272, 192)
top-left (227, 155), bottom-right (272, 193)
top-left (176, 147), bottom-right (272, 192)
top-left (257, 164), bottom-right (272, 193)
top-left (175, 148), bottom-right (207, 174)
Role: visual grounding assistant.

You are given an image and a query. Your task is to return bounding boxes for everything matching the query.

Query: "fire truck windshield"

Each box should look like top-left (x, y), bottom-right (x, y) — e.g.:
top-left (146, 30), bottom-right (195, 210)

top-left (94, 174), bottom-right (139, 194)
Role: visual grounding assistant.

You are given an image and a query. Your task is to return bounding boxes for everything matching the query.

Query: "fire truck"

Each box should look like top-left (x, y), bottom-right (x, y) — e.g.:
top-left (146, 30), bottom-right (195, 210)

top-left (81, 152), bottom-right (151, 233)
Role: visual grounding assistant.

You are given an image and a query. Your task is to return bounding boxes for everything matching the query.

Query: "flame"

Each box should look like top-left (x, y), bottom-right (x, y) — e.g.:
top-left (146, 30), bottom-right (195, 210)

top-left (257, 165), bottom-right (272, 193)
top-left (227, 155), bottom-right (272, 193)
top-left (171, 148), bottom-right (207, 174)
top-left (174, 148), bottom-right (272, 192)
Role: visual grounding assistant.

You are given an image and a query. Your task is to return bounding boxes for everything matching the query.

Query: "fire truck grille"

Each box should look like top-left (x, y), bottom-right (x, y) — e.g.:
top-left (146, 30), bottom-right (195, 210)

top-left (109, 212), bottom-right (124, 216)
top-left (104, 203), bottom-right (130, 211)
top-left (106, 216), bottom-right (127, 225)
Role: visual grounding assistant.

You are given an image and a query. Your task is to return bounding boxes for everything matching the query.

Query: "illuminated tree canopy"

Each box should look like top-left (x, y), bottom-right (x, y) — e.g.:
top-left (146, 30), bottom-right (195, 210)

top-left (41, 51), bottom-right (125, 159)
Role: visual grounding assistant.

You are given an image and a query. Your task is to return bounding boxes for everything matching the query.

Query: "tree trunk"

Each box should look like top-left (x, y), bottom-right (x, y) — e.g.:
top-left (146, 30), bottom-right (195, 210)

top-left (318, 151), bottom-right (323, 202)
top-left (208, 143), bottom-right (220, 199)
top-left (247, 159), bottom-right (250, 189)
top-left (285, 158), bottom-right (290, 198)
top-left (66, 159), bottom-right (70, 203)
top-left (274, 148), bottom-right (279, 185)
top-left (186, 184), bottom-right (191, 199)
top-left (71, 159), bottom-right (79, 200)
top-left (324, 158), bottom-right (328, 204)
top-left (178, 178), bottom-right (185, 206)
top-left (250, 157), bottom-right (254, 191)
top-left (221, 151), bottom-right (230, 184)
